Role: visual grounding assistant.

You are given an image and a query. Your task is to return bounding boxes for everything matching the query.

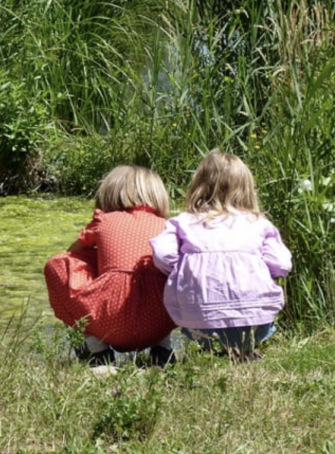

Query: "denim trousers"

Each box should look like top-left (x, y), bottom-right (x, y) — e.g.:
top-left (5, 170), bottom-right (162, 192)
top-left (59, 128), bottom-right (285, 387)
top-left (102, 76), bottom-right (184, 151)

top-left (181, 322), bottom-right (276, 353)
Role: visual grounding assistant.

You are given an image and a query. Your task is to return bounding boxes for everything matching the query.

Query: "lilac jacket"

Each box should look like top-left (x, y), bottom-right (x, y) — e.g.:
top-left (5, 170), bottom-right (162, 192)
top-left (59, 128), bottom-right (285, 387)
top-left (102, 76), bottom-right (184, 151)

top-left (150, 212), bottom-right (292, 329)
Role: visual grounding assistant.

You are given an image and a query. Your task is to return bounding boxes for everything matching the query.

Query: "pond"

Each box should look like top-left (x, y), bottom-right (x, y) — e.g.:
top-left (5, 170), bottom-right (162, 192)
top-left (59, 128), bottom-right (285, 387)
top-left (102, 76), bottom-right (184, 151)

top-left (0, 195), bottom-right (94, 328)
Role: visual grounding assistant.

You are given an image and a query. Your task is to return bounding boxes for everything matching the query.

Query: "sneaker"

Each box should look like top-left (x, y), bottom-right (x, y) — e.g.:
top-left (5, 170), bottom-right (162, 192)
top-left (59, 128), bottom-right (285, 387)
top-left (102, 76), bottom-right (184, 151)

top-left (150, 346), bottom-right (177, 367)
top-left (75, 342), bottom-right (115, 367)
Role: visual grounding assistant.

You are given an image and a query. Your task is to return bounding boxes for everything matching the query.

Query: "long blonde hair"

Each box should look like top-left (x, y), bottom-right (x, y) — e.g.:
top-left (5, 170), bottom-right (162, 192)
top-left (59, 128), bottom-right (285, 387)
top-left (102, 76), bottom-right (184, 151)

top-left (96, 165), bottom-right (169, 218)
top-left (186, 149), bottom-right (261, 220)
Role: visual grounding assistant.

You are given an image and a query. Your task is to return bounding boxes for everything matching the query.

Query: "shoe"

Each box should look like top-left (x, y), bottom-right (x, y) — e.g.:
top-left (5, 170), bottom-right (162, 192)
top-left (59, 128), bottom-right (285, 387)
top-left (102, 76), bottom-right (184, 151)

top-left (150, 346), bottom-right (177, 367)
top-left (75, 342), bottom-right (115, 367)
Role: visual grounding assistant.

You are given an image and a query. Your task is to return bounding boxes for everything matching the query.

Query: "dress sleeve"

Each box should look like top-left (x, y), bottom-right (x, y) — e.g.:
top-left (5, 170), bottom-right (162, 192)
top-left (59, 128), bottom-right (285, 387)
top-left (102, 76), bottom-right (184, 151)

top-left (150, 217), bottom-right (180, 275)
top-left (262, 220), bottom-right (292, 278)
top-left (77, 209), bottom-right (104, 248)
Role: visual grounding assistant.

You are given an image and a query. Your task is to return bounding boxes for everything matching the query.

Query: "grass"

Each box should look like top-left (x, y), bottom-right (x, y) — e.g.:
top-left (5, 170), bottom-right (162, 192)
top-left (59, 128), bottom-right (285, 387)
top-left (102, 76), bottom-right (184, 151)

top-left (1, 313), bottom-right (335, 454)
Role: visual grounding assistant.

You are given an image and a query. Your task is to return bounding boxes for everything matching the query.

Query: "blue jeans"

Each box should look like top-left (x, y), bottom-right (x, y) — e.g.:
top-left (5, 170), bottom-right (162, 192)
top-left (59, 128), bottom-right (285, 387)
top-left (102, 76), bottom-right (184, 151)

top-left (181, 323), bottom-right (276, 353)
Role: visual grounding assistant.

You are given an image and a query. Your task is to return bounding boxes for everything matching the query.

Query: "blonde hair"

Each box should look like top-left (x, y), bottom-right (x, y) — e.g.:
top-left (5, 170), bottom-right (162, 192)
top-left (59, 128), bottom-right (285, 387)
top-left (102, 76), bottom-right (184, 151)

top-left (96, 165), bottom-right (169, 218)
top-left (186, 149), bottom-right (261, 220)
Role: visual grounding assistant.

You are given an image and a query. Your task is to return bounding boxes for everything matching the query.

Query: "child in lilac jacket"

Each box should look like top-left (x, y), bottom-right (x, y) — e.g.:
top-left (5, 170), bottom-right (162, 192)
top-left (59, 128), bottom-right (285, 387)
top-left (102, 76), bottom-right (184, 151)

top-left (150, 150), bottom-right (292, 361)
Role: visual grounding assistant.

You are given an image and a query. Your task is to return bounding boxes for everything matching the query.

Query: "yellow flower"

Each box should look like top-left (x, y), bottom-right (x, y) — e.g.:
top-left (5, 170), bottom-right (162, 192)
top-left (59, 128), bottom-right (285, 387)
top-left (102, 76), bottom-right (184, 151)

top-left (250, 134), bottom-right (257, 139)
top-left (254, 145), bottom-right (261, 149)
top-left (261, 130), bottom-right (268, 134)
top-left (172, 123), bottom-right (177, 127)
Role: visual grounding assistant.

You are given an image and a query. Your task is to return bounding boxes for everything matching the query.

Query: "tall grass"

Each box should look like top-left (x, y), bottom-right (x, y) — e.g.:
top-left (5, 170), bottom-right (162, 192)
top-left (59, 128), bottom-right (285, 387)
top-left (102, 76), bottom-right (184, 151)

top-left (1, 0), bottom-right (335, 325)
top-left (2, 315), bottom-right (335, 453)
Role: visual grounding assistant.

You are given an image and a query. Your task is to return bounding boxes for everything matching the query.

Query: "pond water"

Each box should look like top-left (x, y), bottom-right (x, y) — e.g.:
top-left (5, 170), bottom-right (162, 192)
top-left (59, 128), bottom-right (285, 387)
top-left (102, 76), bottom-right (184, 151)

top-left (0, 195), bottom-right (94, 328)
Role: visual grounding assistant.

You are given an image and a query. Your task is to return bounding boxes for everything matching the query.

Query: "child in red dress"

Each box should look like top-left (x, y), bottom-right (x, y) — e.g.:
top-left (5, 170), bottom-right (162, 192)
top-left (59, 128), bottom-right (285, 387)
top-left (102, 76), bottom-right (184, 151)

top-left (44, 165), bottom-right (176, 366)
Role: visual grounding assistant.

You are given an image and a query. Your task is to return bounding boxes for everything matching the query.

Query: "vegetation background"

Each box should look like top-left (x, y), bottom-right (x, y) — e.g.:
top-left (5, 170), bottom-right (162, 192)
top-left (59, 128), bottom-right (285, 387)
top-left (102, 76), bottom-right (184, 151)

top-left (0, 0), bottom-right (334, 320)
top-left (2, 0), bottom-right (335, 329)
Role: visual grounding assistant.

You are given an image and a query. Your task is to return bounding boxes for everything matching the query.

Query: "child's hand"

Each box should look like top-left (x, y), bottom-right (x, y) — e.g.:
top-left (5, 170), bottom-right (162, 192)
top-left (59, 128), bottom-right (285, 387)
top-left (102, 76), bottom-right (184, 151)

top-left (67, 240), bottom-right (86, 252)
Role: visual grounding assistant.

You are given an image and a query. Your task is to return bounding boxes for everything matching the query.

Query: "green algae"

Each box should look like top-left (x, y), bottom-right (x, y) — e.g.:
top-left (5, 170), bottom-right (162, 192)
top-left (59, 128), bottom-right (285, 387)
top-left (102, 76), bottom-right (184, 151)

top-left (0, 195), bottom-right (94, 325)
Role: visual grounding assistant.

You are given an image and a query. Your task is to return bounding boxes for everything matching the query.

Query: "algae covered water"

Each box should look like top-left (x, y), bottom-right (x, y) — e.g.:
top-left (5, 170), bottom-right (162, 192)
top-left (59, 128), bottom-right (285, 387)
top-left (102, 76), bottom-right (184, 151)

top-left (0, 195), bottom-right (94, 326)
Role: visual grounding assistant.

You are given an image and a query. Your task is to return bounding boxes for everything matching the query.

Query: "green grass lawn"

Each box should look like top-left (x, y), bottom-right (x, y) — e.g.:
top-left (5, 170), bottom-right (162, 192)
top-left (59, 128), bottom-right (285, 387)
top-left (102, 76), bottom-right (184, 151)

top-left (1, 315), bottom-right (335, 454)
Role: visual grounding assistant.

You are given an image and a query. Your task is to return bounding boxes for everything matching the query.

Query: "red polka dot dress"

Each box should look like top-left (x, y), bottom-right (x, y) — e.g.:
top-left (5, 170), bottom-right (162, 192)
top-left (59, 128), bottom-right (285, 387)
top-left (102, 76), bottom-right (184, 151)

top-left (44, 206), bottom-right (176, 352)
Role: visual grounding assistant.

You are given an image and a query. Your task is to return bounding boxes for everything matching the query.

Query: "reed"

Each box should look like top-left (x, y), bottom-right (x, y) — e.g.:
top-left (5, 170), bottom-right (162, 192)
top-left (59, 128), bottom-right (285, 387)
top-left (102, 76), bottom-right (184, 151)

top-left (1, 0), bottom-right (335, 324)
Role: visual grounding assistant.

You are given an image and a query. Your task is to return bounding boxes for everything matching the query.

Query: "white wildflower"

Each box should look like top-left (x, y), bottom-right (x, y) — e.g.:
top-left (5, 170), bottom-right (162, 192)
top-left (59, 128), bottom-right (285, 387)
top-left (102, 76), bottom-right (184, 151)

top-left (298, 179), bottom-right (313, 194)
top-left (323, 201), bottom-right (335, 212)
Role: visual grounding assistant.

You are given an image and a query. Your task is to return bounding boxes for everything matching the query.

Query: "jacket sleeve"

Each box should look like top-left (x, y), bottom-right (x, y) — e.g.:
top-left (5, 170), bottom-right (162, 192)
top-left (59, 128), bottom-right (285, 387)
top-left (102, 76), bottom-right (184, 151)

top-left (77, 209), bottom-right (103, 248)
top-left (262, 221), bottom-right (292, 278)
top-left (150, 217), bottom-right (180, 275)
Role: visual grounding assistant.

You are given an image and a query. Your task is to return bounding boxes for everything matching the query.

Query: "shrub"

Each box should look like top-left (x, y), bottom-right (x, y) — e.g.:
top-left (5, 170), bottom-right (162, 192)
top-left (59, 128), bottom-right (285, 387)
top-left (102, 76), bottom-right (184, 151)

top-left (0, 73), bottom-right (50, 193)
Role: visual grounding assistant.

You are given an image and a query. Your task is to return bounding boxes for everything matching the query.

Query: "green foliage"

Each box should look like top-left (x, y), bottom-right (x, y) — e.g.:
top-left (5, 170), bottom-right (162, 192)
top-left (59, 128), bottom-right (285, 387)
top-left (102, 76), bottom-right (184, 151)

top-left (0, 72), bottom-right (49, 192)
top-left (44, 135), bottom-right (119, 196)
top-left (2, 0), bottom-right (335, 327)
top-left (243, 46), bottom-right (335, 328)
top-left (30, 319), bottom-right (88, 365)
top-left (0, 0), bottom-right (166, 133)
top-left (92, 375), bottom-right (162, 443)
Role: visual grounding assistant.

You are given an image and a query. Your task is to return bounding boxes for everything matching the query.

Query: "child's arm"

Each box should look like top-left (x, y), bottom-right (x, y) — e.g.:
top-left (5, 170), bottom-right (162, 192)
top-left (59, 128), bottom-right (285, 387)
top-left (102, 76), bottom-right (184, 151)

top-left (150, 218), bottom-right (180, 275)
top-left (67, 240), bottom-right (87, 252)
top-left (262, 223), bottom-right (292, 278)
top-left (67, 210), bottom-right (102, 252)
